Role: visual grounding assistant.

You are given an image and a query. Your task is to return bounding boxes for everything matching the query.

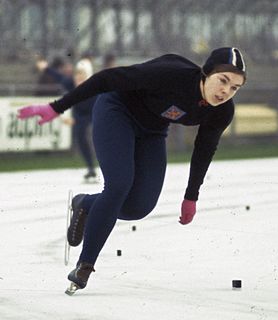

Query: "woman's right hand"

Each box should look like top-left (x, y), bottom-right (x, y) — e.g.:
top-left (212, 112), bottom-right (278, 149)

top-left (17, 104), bottom-right (59, 125)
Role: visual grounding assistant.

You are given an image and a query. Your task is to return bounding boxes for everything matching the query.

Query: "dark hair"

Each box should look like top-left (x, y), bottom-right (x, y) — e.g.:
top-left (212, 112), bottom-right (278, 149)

top-left (202, 64), bottom-right (247, 84)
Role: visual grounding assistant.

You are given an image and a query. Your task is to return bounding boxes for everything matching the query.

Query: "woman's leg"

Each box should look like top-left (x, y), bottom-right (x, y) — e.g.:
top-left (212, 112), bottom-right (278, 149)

top-left (79, 93), bottom-right (137, 265)
top-left (119, 133), bottom-right (167, 220)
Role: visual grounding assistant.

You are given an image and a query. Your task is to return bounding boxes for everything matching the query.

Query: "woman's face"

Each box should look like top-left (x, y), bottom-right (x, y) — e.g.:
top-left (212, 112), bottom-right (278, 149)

top-left (203, 72), bottom-right (244, 106)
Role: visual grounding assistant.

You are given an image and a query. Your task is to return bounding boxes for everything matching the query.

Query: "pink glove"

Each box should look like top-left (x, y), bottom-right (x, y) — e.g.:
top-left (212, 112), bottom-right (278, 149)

top-left (179, 199), bottom-right (196, 225)
top-left (17, 104), bottom-right (59, 125)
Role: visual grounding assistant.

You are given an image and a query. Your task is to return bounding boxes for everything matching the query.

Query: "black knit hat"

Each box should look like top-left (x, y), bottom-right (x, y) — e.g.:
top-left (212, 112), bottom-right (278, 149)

top-left (202, 47), bottom-right (246, 76)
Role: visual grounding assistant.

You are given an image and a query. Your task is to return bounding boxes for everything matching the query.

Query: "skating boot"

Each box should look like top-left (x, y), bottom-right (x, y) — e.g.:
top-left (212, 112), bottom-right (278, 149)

top-left (65, 262), bottom-right (95, 295)
top-left (67, 194), bottom-right (88, 247)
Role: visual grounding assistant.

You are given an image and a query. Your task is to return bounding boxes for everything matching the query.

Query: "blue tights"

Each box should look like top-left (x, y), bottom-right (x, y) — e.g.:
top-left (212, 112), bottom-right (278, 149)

top-left (79, 92), bottom-right (168, 265)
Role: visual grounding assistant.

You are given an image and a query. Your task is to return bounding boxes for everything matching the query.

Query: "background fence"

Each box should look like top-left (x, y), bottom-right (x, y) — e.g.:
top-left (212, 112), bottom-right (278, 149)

top-left (1, 0), bottom-right (278, 62)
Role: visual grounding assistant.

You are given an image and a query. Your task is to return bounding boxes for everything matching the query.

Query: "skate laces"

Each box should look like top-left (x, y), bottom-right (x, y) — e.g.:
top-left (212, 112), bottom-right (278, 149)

top-left (71, 208), bottom-right (85, 240)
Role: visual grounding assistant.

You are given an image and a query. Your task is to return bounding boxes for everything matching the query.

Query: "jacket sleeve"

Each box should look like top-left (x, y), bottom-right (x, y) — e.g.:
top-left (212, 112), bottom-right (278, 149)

top-left (185, 103), bottom-right (234, 201)
top-left (184, 124), bottom-right (224, 200)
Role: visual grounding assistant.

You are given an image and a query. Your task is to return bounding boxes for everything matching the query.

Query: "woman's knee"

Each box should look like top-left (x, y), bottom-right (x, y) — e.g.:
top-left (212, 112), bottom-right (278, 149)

top-left (119, 200), bottom-right (157, 220)
top-left (103, 177), bottom-right (133, 201)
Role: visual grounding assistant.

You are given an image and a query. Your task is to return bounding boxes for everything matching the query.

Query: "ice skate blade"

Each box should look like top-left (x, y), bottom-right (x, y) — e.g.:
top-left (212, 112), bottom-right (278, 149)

top-left (64, 190), bottom-right (73, 266)
top-left (65, 282), bottom-right (81, 296)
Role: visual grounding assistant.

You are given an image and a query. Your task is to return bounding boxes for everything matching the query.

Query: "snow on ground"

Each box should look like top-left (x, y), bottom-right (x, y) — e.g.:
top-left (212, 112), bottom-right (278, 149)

top-left (0, 158), bottom-right (278, 320)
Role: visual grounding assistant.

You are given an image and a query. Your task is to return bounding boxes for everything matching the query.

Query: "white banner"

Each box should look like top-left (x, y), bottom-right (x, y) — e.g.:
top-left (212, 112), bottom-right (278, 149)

top-left (0, 97), bottom-right (72, 152)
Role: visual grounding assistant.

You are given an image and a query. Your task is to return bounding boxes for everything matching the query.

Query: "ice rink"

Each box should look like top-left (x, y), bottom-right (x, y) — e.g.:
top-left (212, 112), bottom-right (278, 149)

top-left (1, 158), bottom-right (278, 320)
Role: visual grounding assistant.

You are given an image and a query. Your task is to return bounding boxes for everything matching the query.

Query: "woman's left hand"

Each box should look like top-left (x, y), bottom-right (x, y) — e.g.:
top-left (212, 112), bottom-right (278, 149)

top-left (179, 199), bottom-right (196, 225)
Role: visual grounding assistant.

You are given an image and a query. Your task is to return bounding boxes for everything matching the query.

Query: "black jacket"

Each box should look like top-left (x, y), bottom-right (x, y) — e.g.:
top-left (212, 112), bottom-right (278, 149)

top-left (51, 54), bottom-right (234, 200)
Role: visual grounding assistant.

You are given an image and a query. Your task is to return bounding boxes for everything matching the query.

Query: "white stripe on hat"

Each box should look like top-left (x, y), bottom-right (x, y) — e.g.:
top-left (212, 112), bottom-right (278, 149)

top-left (232, 47), bottom-right (246, 72)
top-left (231, 48), bottom-right (237, 67)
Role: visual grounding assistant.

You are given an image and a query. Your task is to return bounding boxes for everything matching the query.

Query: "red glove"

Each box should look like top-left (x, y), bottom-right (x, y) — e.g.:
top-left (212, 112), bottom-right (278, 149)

top-left (179, 199), bottom-right (196, 225)
top-left (17, 104), bottom-right (59, 125)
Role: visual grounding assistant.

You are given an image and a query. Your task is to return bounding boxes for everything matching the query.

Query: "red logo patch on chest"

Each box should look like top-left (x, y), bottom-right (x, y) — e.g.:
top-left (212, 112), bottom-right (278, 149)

top-left (161, 105), bottom-right (186, 120)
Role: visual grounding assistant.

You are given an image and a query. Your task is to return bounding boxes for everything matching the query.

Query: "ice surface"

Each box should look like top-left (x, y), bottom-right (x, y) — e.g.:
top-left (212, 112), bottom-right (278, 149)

top-left (0, 158), bottom-right (278, 320)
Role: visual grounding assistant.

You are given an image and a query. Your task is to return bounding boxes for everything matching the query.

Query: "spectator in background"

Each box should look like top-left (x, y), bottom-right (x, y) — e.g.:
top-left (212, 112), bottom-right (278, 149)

top-left (35, 56), bottom-right (97, 181)
top-left (72, 59), bottom-right (98, 181)
top-left (35, 56), bottom-right (74, 96)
